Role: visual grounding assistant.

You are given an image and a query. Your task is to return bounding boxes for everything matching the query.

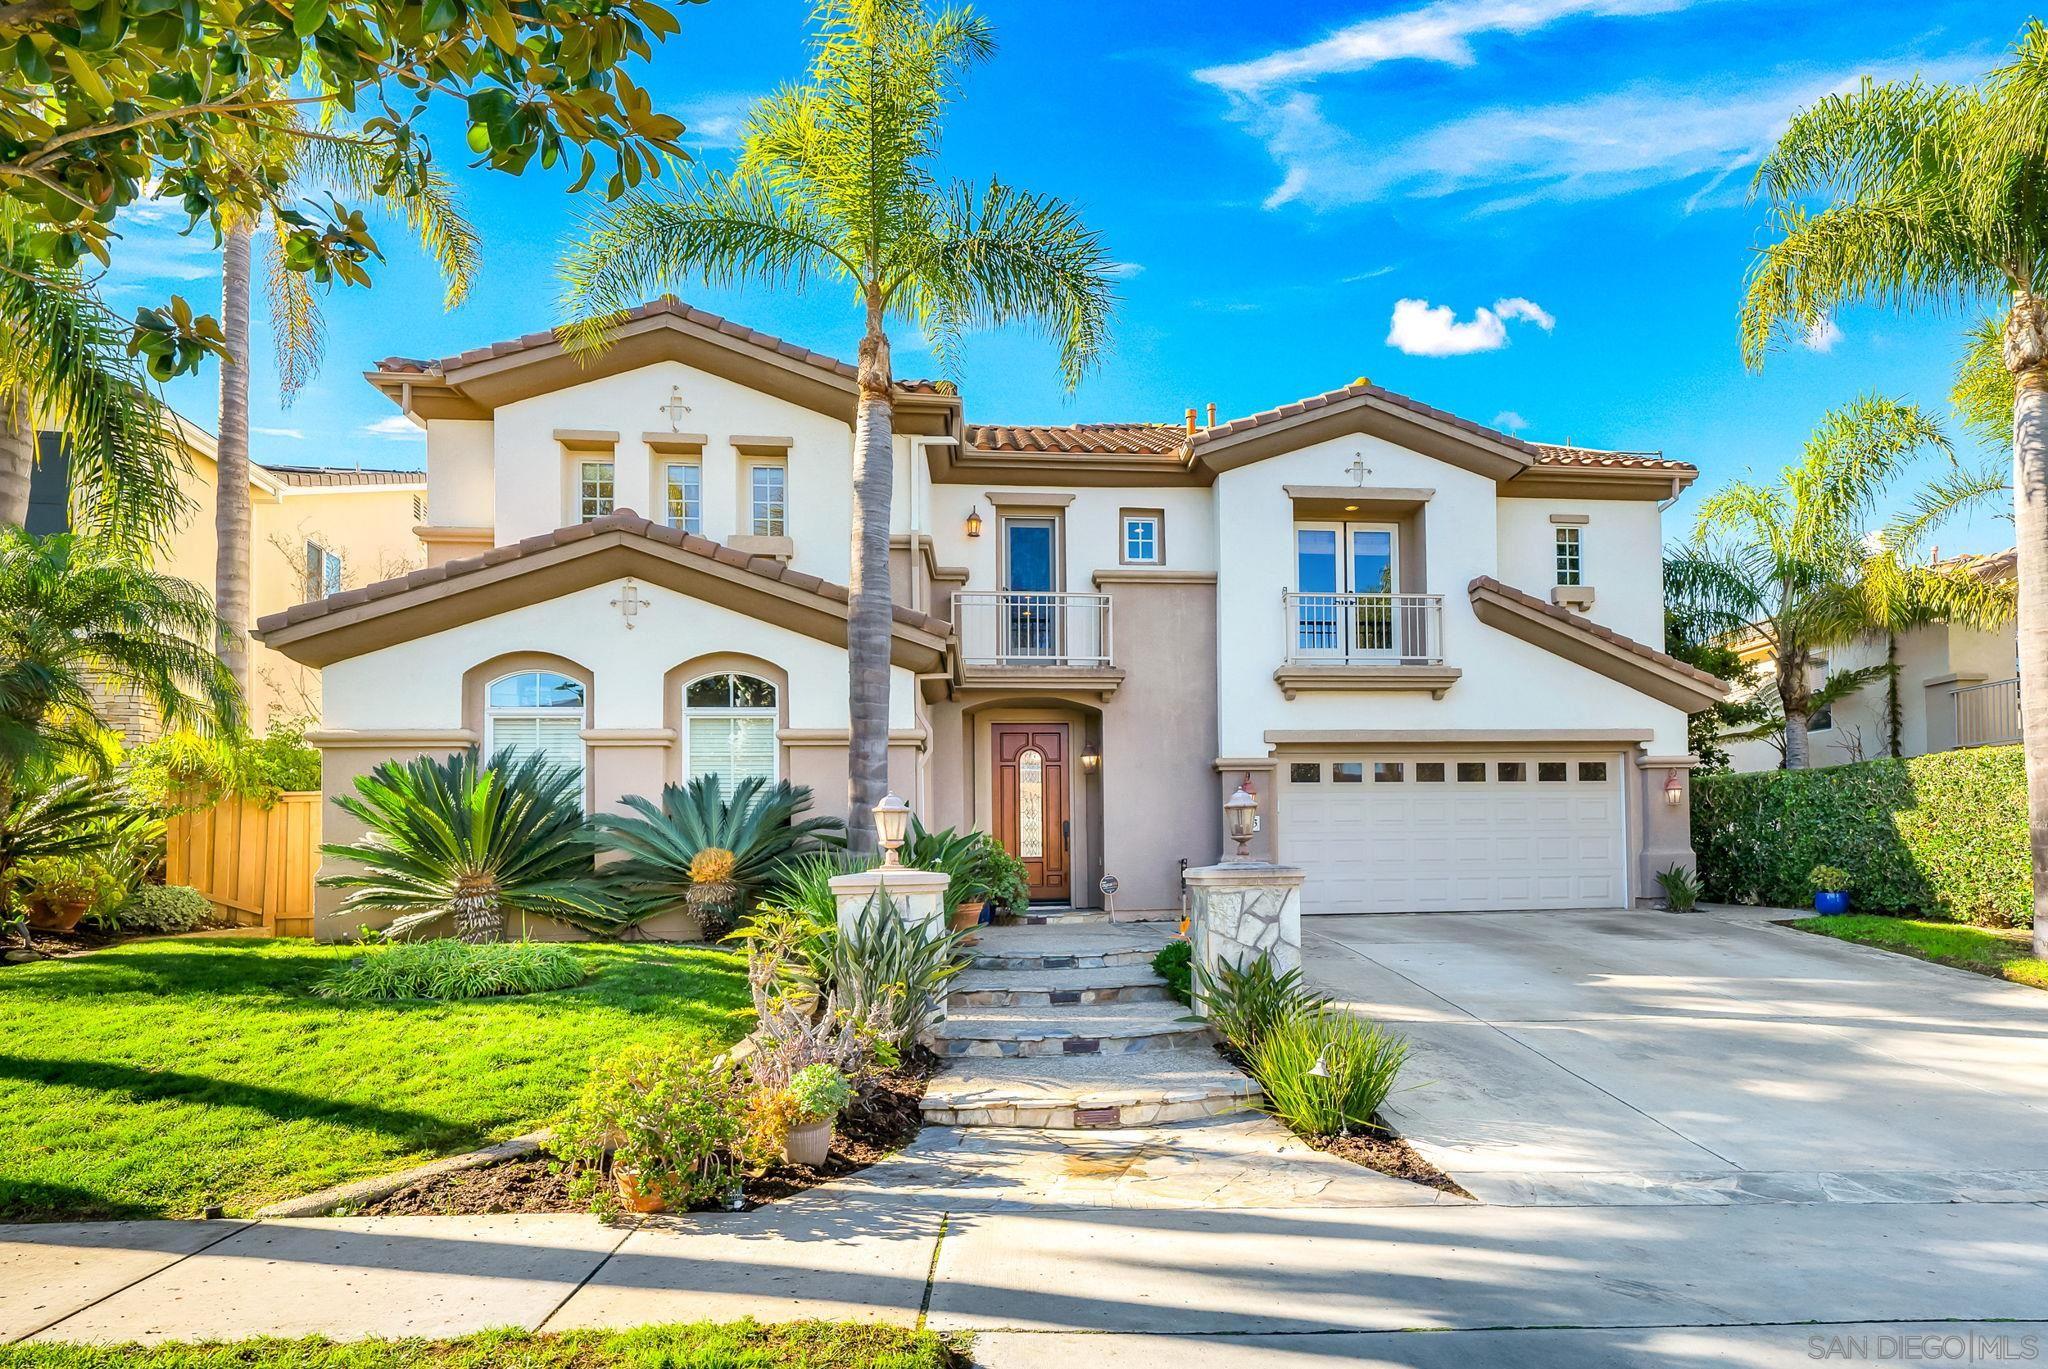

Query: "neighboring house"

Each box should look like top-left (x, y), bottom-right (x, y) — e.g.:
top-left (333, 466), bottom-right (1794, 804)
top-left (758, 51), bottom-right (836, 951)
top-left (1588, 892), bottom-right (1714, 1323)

top-left (256, 300), bottom-right (1727, 940)
top-left (1723, 549), bottom-right (2019, 772)
top-left (27, 413), bottom-right (427, 735)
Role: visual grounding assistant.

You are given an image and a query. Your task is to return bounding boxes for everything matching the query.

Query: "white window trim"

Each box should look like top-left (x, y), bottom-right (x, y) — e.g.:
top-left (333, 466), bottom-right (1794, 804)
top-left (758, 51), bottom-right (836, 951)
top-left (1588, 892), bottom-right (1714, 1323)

top-left (1555, 525), bottom-right (1583, 586)
top-left (748, 463), bottom-right (787, 537)
top-left (577, 459), bottom-right (615, 523)
top-left (664, 460), bottom-right (702, 533)
top-left (683, 675), bottom-right (781, 784)
top-left (1120, 511), bottom-right (1163, 565)
top-left (482, 671), bottom-right (589, 800)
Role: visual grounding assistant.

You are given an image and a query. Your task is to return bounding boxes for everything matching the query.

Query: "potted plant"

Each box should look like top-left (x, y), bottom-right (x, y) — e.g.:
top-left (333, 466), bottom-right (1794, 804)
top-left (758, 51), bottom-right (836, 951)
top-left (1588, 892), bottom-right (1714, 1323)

top-left (782, 1062), bottom-right (852, 1169)
top-left (555, 1043), bottom-right (746, 1218)
top-left (19, 856), bottom-right (111, 933)
top-left (971, 836), bottom-right (1030, 923)
top-left (1809, 865), bottom-right (1852, 916)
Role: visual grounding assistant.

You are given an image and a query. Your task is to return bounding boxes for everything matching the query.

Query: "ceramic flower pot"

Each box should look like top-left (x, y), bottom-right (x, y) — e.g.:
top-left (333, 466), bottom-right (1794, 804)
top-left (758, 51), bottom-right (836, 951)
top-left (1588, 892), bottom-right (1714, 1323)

top-left (951, 899), bottom-right (986, 932)
top-left (613, 1167), bottom-right (669, 1214)
top-left (783, 1117), bottom-right (833, 1169)
top-left (1813, 890), bottom-right (1850, 916)
top-left (26, 896), bottom-right (89, 933)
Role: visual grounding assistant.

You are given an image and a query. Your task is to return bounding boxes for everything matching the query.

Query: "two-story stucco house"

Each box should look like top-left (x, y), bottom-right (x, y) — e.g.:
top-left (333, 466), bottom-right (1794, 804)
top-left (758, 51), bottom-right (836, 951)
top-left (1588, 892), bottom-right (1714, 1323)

top-left (255, 300), bottom-right (1727, 940)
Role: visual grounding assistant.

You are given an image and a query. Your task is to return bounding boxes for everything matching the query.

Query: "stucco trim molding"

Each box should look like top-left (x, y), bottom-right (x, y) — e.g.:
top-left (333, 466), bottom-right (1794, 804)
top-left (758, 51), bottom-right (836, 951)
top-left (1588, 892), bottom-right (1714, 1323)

top-left (1282, 484), bottom-right (1434, 505)
top-left (553, 429), bottom-right (619, 450)
top-left (954, 663), bottom-right (1126, 699)
top-left (1467, 576), bottom-right (1729, 714)
top-left (1271, 664), bottom-right (1462, 700)
top-left (1921, 671), bottom-right (1990, 689)
top-left (581, 728), bottom-right (677, 747)
top-left (984, 489), bottom-right (1076, 509)
top-left (778, 727), bottom-right (931, 749)
top-left (1262, 729), bottom-right (1654, 748)
top-left (1090, 569), bottom-right (1219, 587)
top-left (642, 432), bottom-right (708, 452)
top-left (305, 728), bottom-right (478, 749)
top-left (1637, 753), bottom-right (1703, 770)
top-left (731, 434), bottom-right (795, 452)
top-left (416, 525), bottom-right (493, 548)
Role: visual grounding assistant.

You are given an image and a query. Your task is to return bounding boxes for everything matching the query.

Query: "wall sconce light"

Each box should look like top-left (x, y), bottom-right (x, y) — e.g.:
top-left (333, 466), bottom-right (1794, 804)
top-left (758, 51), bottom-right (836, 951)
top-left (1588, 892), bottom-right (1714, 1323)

top-left (1080, 746), bottom-right (1101, 774)
top-left (965, 506), bottom-right (983, 538)
top-left (873, 792), bottom-right (912, 866)
top-left (1663, 769), bottom-right (1684, 808)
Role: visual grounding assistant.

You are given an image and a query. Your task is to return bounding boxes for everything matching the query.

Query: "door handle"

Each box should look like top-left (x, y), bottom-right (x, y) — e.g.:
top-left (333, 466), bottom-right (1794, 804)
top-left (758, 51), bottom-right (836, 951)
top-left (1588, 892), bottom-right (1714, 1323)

top-left (1063, 819), bottom-right (1070, 843)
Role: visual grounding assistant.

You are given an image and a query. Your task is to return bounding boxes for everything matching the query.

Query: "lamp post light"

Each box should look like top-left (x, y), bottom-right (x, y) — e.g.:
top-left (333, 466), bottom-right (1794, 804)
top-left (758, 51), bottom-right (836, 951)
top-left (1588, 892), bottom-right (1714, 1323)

top-left (874, 792), bottom-right (912, 867)
top-left (1663, 769), bottom-right (1684, 808)
top-left (1224, 783), bottom-right (1259, 862)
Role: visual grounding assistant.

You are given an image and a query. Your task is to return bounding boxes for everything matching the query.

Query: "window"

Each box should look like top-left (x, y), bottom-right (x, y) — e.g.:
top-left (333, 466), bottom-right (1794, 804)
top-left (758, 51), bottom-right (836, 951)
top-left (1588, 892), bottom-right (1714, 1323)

top-left (304, 541), bottom-right (343, 600)
top-left (578, 460), bottom-right (614, 522)
top-left (750, 465), bottom-right (786, 536)
top-left (1537, 761), bottom-right (1568, 782)
top-left (1555, 526), bottom-right (1582, 586)
top-left (484, 670), bottom-right (586, 785)
top-left (1578, 762), bottom-right (1608, 782)
top-left (1497, 762), bottom-right (1527, 782)
top-left (1121, 511), bottom-right (1162, 565)
top-left (664, 462), bottom-right (702, 534)
top-left (1289, 762), bottom-right (1322, 783)
top-left (1374, 762), bottom-right (1405, 783)
top-left (1017, 749), bottom-right (1045, 858)
top-left (685, 673), bottom-right (778, 788)
top-left (1417, 762), bottom-right (1446, 782)
top-left (1333, 762), bottom-right (1363, 783)
top-left (1456, 762), bottom-right (1486, 782)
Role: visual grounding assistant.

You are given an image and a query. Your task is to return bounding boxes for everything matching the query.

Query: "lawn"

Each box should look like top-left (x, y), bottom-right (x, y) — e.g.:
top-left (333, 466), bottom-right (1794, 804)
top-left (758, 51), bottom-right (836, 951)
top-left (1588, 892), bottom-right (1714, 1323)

top-left (0, 1321), bottom-right (963, 1368)
top-left (0, 938), bottom-right (751, 1221)
top-left (1791, 915), bottom-right (2048, 989)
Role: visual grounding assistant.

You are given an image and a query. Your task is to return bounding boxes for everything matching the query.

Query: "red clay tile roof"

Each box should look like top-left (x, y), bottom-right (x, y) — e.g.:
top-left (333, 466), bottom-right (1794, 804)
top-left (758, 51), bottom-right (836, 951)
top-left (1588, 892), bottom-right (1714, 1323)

top-left (259, 463), bottom-right (426, 488)
top-left (254, 511), bottom-right (952, 638)
top-left (1525, 444), bottom-right (1694, 473)
top-left (1193, 379), bottom-right (1541, 457)
top-left (966, 422), bottom-right (1187, 456)
top-left (373, 298), bottom-right (952, 400)
top-left (1935, 546), bottom-right (2017, 582)
top-left (1468, 576), bottom-right (1728, 690)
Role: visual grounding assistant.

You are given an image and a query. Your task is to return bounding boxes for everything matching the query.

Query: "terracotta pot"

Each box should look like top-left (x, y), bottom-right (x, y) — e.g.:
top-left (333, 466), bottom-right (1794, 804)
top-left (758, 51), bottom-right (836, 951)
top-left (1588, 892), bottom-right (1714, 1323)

top-left (951, 899), bottom-right (986, 932)
top-left (26, 897), bottom-right (89, 933)
top-left (783, 1117), bottom-right (833, 1169)
top-left (613, 1167), bottom-right (669, 1214)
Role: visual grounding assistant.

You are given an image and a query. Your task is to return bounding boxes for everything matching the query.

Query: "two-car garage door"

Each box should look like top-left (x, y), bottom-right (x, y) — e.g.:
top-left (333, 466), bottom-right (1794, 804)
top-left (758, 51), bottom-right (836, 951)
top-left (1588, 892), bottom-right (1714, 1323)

top-left (1280, 755), bottom-right (1627, 914)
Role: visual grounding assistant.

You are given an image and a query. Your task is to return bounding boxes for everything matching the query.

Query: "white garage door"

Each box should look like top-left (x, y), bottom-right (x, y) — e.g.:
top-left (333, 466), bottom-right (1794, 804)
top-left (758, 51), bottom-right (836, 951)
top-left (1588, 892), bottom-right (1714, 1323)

top-left (1280, 755), bottom-right (1627, 914)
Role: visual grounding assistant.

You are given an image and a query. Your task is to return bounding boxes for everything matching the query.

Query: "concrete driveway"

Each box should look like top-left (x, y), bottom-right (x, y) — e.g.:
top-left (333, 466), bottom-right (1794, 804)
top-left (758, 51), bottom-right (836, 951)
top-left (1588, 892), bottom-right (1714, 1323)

top-left (1307, 907), bottom-right (2048, 1206)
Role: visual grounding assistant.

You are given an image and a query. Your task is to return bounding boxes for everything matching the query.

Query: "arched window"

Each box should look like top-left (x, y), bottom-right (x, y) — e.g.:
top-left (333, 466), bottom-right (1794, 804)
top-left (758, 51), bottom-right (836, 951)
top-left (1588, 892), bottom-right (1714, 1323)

top-left (684, 673), bottom-right (778, 788)
top-left (484, 670), bottom-right (586, 780)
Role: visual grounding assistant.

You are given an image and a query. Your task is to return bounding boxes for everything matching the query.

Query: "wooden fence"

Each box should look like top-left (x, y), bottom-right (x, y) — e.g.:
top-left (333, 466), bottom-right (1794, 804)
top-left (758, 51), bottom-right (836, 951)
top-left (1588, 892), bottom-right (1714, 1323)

top-left (164, 791), bottom-right (321, 938)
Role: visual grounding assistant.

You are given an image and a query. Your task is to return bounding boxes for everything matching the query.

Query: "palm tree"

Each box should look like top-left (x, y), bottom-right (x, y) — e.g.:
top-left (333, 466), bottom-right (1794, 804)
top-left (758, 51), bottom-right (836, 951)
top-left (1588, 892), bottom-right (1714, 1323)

top-left (214, 131), bottom-right (480, 697)
top-left (1740, 25), bottom-right (2048, 950)
top-left (320, 749), bottom-right (607, 943)
top-left (559, 0), bottom-right (1116, 852)
top-left (0, 530), bottom-right (241, 815)
top-left (1666, 398), bottom-right (1971, 769)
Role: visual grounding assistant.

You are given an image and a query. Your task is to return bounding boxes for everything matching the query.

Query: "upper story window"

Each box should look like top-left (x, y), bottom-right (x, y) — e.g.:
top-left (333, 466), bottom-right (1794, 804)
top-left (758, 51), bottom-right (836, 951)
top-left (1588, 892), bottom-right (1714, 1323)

top-left (684, 672), bottom-right (778, 788)
top-left (1555, 526), bottom-right (1582, 586)
top-left (750, 464), bottom-right (786, 537)
top-left (484, 670), bottom-right (586, 783)
top-left (304, 541), bottom-right (343, 600)
top-left (1121, 511), bottom-right (1162, 565)
top-left (578, 460), bottom-right (615, 523)
top-left (664, 462), bottom-right (702, 534)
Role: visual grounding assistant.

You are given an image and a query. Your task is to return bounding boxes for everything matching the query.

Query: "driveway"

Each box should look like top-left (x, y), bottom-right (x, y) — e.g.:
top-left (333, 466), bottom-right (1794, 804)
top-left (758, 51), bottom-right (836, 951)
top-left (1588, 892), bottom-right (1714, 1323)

top-left (1307, 907), bottom-right (2048, 1205)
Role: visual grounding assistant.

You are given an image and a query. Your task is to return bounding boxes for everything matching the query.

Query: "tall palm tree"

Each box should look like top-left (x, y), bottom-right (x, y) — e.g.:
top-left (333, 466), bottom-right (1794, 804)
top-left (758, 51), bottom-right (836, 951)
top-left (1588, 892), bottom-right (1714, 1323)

top-left (559, 0), bottom-right (1116, 852)
top-left (0, 530), bottom-right (241, 815)
top-left (214, 131), bottom-right (480, 698)
top-left (1666, 398), bottom-right (1967, 769)
top-left (1740, 24), bottom-right (2048, 951)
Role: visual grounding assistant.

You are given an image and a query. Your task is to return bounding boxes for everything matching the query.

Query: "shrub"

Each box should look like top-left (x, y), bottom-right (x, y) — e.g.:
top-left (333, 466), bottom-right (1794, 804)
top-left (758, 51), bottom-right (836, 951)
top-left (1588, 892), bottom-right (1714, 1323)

top-left (124, 722), bottom-right (322, 813)
top-left (1692, 745), bottom-right (2030, 926)
top-left (1153, 939), bottom-right (1193, 1005)
top-left (555, 1042), bottom-right (747, 1216)
top-left (1655, 866), bottom-right (1702, 912)
top-left (970, 835), bottom-right (1031, 913)
top-left (788, 1062), bottom-right (852, 1120)
top-left (16, 854), bottom-right (121, 920)
top-left (1808, 864), bottom-right (1853, 893)
top-left (1195, 953), bottom-right (1329, 1054)
top-left (0, 773), bottom-right (128, 928)
top-left (121, 883), bottom-right (212, 932)
top-left (1250, 1009), bottom-right (1409, 1137)
top-left (311, 938), bottom-right (588, 1001)
top-left (831, 893), bottom-right (970, 1054)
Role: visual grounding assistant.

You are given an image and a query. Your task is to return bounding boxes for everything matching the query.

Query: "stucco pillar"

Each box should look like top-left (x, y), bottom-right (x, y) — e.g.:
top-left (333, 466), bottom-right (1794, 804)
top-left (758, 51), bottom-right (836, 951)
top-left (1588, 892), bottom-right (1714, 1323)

top-left (582, 729), bottom-right (674, 813)
top-left (1921, 673), bottom-right (1983, 754)
top-left (829, 865), bottom-right (951, 941)
top-left (1182, 862), bottom-right (1304, 1010)
top-left (1635, 754), bottom-right (1700, 906)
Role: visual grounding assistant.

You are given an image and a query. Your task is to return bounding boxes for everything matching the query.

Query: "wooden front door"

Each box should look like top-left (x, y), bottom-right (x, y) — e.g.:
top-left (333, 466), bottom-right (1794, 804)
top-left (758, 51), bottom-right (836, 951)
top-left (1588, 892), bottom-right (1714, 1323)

top-left (993, 722), bottom-right (1069, 903)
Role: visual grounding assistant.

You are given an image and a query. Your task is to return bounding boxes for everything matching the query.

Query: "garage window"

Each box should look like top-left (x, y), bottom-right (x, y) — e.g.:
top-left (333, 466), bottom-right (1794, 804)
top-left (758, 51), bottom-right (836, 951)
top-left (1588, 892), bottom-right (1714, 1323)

top-left (1456, 762), bottom-right (1485, 782)
top-left (1578, 761), bottom-right (1608, 781)
top-left (1497, 762), bottom-right (1526, 781)
top-left (1290, 762), bottom-right (1321, 783)
top-left (1333, 762), bottom-right (1362, 783)
top-left (1417, 762), bottom-right (1445, 782)
top-left (1538, 761), bottom-right (1567, 782)
top-left (1374, 762), bottom-right (1404, 783)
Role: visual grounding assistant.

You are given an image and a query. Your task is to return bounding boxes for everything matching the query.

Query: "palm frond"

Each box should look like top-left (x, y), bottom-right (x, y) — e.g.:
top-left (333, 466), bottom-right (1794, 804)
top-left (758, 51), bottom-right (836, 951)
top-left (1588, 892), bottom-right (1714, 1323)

top-left (263, 234), bottom-right (327, 403)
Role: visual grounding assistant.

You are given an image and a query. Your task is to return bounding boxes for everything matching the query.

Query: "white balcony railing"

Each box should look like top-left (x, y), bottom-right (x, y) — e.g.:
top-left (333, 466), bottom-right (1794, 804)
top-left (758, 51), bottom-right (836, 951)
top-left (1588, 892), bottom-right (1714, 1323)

top-left (1954, 676), bottom-right (2021, 748)
top-left (952, 591), bottom-right (1112, 668)
top-left (1283, 591), bottom-right (1445, 665)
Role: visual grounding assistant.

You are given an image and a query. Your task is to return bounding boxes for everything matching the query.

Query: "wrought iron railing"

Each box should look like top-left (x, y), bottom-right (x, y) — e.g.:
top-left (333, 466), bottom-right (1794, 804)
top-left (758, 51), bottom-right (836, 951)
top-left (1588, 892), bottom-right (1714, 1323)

top-left (1282, 591), bottom-right (1445, 665)
top-left (951, 591), bottom-right (1113, 668)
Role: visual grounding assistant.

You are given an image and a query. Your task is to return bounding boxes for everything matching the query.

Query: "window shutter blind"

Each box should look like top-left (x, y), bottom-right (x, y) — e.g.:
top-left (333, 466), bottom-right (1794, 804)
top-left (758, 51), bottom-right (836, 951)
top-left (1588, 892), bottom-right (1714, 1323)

top-left (688, 716), bottom-right (776, 788)
top-left (490, 716), bottom-right (585, 779)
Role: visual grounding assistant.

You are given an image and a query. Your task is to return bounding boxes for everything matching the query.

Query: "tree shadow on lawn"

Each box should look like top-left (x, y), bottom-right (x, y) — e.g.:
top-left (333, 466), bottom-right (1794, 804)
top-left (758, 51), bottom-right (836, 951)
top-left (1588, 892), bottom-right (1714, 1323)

top-left (0, 1178), bottom-right (160, 1222)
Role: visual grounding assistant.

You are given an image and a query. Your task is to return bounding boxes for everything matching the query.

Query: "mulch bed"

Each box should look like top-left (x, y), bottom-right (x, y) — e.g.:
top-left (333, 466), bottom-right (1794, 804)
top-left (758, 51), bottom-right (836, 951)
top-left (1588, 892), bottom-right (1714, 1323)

top-left (3, 921), bottom-right (239, 964)
top-left (355, 1052), bottom-right (941, 1218)
top-left (1299, 1122), bottom-right (1473, 1198)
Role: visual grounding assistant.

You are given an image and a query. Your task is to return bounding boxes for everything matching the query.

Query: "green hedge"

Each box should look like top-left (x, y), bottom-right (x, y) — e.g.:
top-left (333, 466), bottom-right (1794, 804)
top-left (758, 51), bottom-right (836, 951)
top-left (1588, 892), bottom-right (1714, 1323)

top-left (1692, 745), bottom-right (2032, 926)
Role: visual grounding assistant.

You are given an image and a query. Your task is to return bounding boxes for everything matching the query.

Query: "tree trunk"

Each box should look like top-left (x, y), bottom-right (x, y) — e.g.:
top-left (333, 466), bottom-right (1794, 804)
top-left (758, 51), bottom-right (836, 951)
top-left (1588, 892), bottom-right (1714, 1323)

top-left (450, 885), bottom-right (503, 943)
top-left (1885, 632), bottom-right (1902, 758)
top-left (1779, 649), bottom-right (1811, 770)
top-left (2005, 293), bottom-right (2048, 959)
top-left (215, 225), bottom-right (254, 705)
top-left (844, 294), bottom-right (895, 856)
top-left (0, 405), bottom-right (33, 531)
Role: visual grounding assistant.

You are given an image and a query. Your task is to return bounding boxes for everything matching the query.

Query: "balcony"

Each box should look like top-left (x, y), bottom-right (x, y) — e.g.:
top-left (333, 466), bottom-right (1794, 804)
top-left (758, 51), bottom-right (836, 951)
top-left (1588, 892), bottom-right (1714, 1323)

top-left (1275, 591), bottom-right (1460, 700)
top-left (1954, 676), bottom-right (2021, 748)
top-left (950, 591), bottom-right (1123, 697)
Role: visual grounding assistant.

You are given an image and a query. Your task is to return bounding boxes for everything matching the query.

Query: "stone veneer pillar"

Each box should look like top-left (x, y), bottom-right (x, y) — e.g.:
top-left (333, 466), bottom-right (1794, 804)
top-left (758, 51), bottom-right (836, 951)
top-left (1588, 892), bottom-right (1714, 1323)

top-left (1182, 862), bottom-right (1305, 1009)
top-left (828, 866), bottom-right (952, 941)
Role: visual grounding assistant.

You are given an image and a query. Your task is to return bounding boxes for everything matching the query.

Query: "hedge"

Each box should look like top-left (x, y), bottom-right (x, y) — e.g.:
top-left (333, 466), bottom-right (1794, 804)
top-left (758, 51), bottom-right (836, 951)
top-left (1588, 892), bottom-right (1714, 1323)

top-left (1692, 744), bottom-right (2032, 927)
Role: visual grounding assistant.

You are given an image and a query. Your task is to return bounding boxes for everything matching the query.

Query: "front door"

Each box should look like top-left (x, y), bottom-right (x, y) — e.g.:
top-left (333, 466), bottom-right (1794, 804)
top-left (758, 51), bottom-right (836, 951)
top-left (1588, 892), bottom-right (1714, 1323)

top-left (993, 722), bottom-right (1070, 902)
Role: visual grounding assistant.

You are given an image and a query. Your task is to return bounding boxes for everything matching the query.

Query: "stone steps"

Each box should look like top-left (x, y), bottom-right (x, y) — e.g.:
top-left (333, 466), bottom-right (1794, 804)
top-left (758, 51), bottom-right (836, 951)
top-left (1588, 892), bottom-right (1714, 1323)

top-left (931, 1003), bottom-right (1211, 1058)
top-left (948, 963), bottom-right (1173, 1009)
top-left (920, 1049), bottom-right (1261, 1129)
top-left (996, 908), bottom-right (1113, 926)
top-left (966, 922), bottom-right (1172, 972)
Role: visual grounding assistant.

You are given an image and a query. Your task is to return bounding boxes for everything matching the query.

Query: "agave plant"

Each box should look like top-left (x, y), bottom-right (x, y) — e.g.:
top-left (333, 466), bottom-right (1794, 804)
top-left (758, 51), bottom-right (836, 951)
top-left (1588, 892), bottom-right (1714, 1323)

top-left (319, 749), bottom-right (608, 943)
top-left (591, 775), bottom-right (843, 940)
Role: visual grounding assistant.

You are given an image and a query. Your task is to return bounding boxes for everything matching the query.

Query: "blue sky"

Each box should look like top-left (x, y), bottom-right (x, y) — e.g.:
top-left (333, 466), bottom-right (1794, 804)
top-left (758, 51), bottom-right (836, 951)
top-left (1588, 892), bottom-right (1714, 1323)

top-left (105, 0), bottom-right (2022, 553)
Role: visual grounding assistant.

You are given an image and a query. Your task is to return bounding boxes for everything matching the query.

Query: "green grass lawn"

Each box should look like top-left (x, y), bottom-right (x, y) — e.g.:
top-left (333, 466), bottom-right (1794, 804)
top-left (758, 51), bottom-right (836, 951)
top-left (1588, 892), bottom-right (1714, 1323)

top-left (0, 938), bottom-right (751, 1221)
top-left (1791, 915), bottom-right (2048, 989)
top-left (0, 1321), bottom-right (964, 1368)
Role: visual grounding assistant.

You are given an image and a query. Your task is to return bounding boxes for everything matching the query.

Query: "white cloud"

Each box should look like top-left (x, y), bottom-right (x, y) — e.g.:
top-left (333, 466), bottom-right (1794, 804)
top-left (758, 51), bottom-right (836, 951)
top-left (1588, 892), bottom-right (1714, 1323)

top-left (1103, 261), bottom-right (1146, 280)
top-left (1343, 265), bottom-right (1396, 283)
top-left (363, 415), bottom-right (423, 440)
top-left (1386, 297), bottom-right (1554, 357)
top-left (254, 427), bottom-right (306, 440)
top-left (1492, 410), bottom-right (1531, 432)
top-left (682, 93), bottom-right (764, 150)
top-left (1195, 0), bottom-right (1707, 94)
top-left (1802, 318), bottom-right (1844, 353)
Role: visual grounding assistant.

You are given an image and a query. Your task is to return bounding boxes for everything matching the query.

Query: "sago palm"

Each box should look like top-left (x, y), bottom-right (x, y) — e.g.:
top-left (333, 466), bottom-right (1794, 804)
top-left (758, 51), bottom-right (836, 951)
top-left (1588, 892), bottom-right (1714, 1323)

top-left (559, 0), bottom-right (1117, 852)
top-left (0, 530), bottom-right (241, 804)
top-left (1665, 398), bottom-right (1974, 769)
top-left (1741, 24), bottom-right (2048, 946)
top-left (320, 749), bottom-right (605, 943)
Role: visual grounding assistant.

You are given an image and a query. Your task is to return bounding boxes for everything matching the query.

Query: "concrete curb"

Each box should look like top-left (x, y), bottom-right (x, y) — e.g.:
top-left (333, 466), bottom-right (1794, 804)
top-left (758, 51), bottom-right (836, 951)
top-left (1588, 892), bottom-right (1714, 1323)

top-left (256, 1130), bottom-right (553, 1218)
